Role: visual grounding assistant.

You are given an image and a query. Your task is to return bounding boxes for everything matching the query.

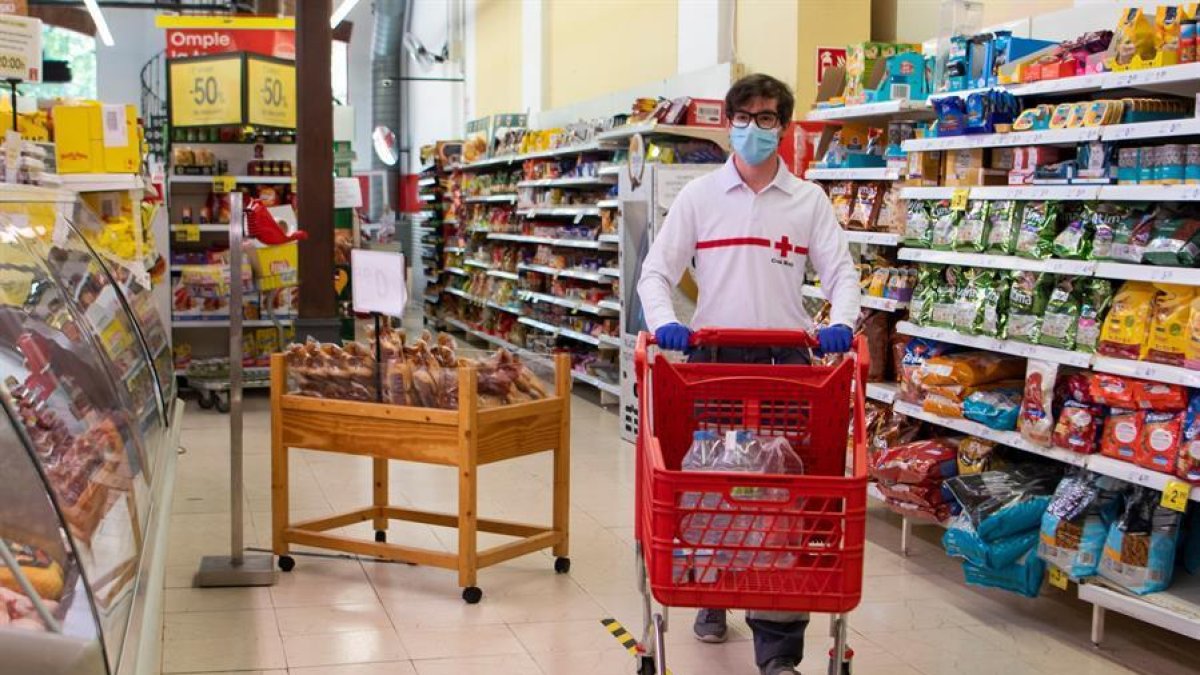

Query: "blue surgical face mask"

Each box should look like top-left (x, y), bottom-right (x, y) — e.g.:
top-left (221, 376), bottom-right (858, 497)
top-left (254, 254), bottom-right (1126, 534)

top-left (730, 124), bottom-right (780, 166)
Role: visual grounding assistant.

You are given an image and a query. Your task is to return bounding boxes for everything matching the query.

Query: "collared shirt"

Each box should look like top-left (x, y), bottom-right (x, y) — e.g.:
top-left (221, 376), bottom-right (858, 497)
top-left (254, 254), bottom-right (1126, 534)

top-left (637, 156), bottom-right (860, 333)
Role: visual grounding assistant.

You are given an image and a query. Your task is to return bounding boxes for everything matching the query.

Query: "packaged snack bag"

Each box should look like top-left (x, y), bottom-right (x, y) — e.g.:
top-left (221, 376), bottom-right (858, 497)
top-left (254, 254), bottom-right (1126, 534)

top-left (1038, 471), bottom-right (1123, 578)
top-left (1138, 410), bottom-right (1184, 473)
top-left (908, 264), bottom-right (942, 325)
top-left (876, 187), bottom-right (905, 234)
top-left (898, 338), bottom-right (961, 404)
top-left (930, 200), bottom-right (962, 250)
top-left (1144, 215), bottom-right (1200, 267)
top-left (978, 270), bottom-right (1011, 338)
top-left (917, 351), bottom-right (1025, 387)
top-left (1108, 204), bottom-right (1155, 263)
top-left (955, 200), bottom-right (991, 252)
top-left (1006, 270), bottom-right (1053, 343)
top-left (1110, 8), bottom-right (1156, 68)
top-left (957, 436), bottom-right (995, 475)
top-left (1077, 278), bottom-right (1114, 353)
top-left (986, 200), bottom-right (1023, 255)
top-left (1099, 487), bottom-right (1181, 595)
top-left (903, 199), bottom-right (934, 248)
top-left (1087, 374), bottom-right (1138, 408)
top-left (1132, 380), bottom-right (1188, 411)
top-left (1016, 201), bottom-right (1060, 260)
top-left (962, 385), bottom-right (1023, 431)
top-left (1053, 400), bottom-right (1106, 454)
top-left (1147, 283), bottom-right (1196, 365)
top-left (1098, 281), bottom-right (1157, 360)
top-left (1100, 408), bottom-right (1145, 463)
top-left (1091, 202), bottom-right (1126, 260)
top-left (1020, 360), bottom-right (1059, 447)
top-left (1177, 392), bottom-right (1200, 483)
top-left (929, 266), bottom-right (961, 328)
top-left (830, 181), bottom-right (856, 227)
top-left (1039, 276), bottom-right (1083, 350)
top-left (869, 437), bottom-right (959, 485)
top-left (1053, 203), bottom-right (1095, 259)
top-left (849, 182), bottom-right (882, 230)
top-left (952, 268), bottom-right (984, 335)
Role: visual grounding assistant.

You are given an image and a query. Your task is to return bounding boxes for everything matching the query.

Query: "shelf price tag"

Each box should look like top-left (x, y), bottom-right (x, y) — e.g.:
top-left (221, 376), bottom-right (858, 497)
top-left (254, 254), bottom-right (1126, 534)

top-left (1048, 567), bottom-right (1069, 591)
top-left (175, 225), bottom-right (200, 243)
top-left (212, 175), bottom-right (236, 193)
top-left (950, 188), bottom-right (970, 211)
top-left (1161, 479), bottom-right (1191, 513)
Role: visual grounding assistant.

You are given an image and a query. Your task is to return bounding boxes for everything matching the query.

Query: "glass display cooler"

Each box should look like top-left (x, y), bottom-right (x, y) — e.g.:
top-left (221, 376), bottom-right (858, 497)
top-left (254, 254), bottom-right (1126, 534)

top-left (0, 185), bottom-right (181, 674)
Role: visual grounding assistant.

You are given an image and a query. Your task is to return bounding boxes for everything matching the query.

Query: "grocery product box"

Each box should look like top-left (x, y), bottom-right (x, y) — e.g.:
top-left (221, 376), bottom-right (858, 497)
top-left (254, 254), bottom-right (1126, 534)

top-left (845, 41), bottom-right (921, 104)
top-left (943, 167), bottom-right (1008, 187)
top-left (906, 150), bottom-right (943, 186)
top-left (53, 102), bottom-right (140, 174)
top-left (686, 99), bottom-right (725, 127)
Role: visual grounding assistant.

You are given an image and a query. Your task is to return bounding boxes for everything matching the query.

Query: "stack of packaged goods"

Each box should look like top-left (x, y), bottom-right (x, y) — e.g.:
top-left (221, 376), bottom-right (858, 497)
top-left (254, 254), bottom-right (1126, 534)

top-left (869, 437), bottom-right (960, 524)
top-left (899, 346), bottom-right (1026, 430)
top-left (942, 465), bottom-right (1061, 597)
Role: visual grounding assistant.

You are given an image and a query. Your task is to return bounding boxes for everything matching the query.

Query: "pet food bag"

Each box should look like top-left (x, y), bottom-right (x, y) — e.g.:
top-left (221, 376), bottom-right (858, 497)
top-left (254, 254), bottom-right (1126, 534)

top-left (946, 465), bottom-right (1061, 542)
top-left (1099, 487), bottom-right (1182, 595)
top-left (1038, 471), bottom-right (1123, 578)
top-left (962, 550), bottom-right (1047, 598)
top-left (1098, 281), bottom-right (1157, 360)
top-left (945, 515), bottom-right (1039, 569)
top-left (1020, 360), bottom-right (1059, 447)
top-left (903, 200), bottom-right (934, 248)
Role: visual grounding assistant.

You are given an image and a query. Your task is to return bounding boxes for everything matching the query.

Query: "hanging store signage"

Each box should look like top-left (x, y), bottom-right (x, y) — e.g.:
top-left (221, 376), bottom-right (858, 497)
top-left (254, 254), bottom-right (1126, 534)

top-left (158, 15), bottom-right (296, 60)
top-left (0, 14), bottom-right (41, 82)
top-left (169, 54), bottom-right (244, 127)
top-left (245, 55), bottom-right (296, 129)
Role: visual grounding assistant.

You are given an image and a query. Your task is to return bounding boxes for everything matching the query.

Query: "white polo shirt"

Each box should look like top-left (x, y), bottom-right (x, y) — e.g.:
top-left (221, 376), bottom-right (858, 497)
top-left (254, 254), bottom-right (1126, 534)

top-left (637, 157), bottom-right (860, 333)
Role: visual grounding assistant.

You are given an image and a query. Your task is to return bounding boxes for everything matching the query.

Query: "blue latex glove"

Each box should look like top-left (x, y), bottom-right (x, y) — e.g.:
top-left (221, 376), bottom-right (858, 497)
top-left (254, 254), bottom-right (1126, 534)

top-left (817, 324), bottom-right (853, 355)
top-left (654, 322), bottom-right (693, 352)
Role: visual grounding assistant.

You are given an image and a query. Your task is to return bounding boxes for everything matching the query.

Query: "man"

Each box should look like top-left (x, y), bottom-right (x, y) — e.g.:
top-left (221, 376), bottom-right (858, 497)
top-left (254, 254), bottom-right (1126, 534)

top-left (637, 73), bottom-right (860, 675)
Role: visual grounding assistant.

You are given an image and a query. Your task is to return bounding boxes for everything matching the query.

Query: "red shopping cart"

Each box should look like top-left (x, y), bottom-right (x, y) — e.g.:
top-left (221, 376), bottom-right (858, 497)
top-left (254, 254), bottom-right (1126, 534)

top-left (633, 328), bottom-right (869, 675)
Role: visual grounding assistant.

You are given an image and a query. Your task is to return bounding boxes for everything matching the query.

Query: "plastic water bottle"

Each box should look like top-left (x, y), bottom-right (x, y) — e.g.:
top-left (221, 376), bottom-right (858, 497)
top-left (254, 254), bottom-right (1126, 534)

top-left (680, 430), bottom-right (717, 546)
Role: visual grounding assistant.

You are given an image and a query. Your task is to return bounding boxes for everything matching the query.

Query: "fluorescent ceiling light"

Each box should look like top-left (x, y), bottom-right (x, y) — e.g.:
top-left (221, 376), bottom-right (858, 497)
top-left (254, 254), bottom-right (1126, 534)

top-left (82, 0), bottom-right (114, 46)
top-left (330, 0), bottom-right (362, 28)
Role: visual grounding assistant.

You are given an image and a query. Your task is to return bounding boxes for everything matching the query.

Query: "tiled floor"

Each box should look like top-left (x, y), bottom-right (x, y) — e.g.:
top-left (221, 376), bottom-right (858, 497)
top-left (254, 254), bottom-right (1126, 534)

top-left (162, 393), bottom-right (1199, 675)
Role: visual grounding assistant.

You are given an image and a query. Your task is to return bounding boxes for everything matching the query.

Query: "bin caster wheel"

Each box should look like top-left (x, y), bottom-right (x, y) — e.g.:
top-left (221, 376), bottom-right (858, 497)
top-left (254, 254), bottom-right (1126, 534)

top-left (374, 530), bottom-right (386, 543)
top-left (461, 586), bottom-right (482, 604)
top-left (215, 392), bottom-right (231, 413)
top-left (278, 555), bottom-right (295, 572)
top-left (197, 392), bottom-right (214, 409)
top-left (554, 557), bottom-right (571, 574)
top-left (637, 656), bottom-right (656, 675)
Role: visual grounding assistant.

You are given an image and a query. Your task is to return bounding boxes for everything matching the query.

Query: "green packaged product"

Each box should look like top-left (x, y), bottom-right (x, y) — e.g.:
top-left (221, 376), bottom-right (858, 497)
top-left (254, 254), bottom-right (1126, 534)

top-left (1091, 203), bottom-right (1133, 260)
top-left (978, 272), bottom-right (1012, 338)
top-left (1052, 203), bottom-right (1094, 260)
top-left (930, 200), bottom-right (961, 251)
top-left (909, 264), bottom-right (942, 325)
top-left (1108, 205), bottom-right (1154, 263)
top-left (1015, 200), bottom-right (1060, 260)
top-left (955, 200), bottom-right (991, 252)
top-left (1076, 278), bottom-right (1114, 353)
top-left (1144, 214), bottom-right (1200, 267)
top-left (1006, 270), bottom-right (1054, 343)
top-left (929, 266), bottom-right (961, 328)
top-left (1039, 276), bottom-right (1084, 349)
top-left (904, 200), bottom-right (934, 248)
top-left (986, 200), bottom-right (1023, 255)
top-left (953, 268), bottom-right (984, 334)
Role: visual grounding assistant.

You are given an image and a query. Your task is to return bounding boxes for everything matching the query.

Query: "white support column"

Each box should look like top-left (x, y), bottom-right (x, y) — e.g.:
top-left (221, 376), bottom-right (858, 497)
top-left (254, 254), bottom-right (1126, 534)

top-left (677, 0), bottom-right (734, 74)
top-left (464, 0), bottom-right (478, 121)
top-left (521, 0), bottom-right (543, 115)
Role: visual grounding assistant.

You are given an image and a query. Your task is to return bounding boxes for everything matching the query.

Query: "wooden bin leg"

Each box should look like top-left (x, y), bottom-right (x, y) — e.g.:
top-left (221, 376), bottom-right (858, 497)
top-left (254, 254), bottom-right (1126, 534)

top-left (457, 365), bottom-right (479, 592)
top-left (373, 458), bottom-right (388, 539)
top-left (271, 354), bottom-right (289, 557)
top-left (553, 353), bottom-right (571, 558)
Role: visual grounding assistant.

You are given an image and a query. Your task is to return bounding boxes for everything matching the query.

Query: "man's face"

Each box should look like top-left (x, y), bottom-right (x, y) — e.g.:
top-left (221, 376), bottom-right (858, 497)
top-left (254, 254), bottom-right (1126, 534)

top-left (728, 96), bottom-right (782, 132)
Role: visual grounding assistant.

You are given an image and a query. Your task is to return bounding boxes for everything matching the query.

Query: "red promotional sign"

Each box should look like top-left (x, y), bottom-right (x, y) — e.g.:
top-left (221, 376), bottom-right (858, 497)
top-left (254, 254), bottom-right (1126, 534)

top-left (816, 46), bottom-right (847, 85)
top-left (165, 29), bottom-right (295, 60)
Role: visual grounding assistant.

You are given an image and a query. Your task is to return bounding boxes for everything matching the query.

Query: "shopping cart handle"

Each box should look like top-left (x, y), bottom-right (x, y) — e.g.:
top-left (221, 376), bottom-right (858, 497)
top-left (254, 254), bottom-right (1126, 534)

top-left (688, 328), bottom-right (820, 349)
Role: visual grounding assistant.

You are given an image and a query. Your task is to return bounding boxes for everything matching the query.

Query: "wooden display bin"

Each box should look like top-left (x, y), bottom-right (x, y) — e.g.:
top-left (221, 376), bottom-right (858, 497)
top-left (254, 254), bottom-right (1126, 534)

top-left (270, 352), bottom-right (572, 603)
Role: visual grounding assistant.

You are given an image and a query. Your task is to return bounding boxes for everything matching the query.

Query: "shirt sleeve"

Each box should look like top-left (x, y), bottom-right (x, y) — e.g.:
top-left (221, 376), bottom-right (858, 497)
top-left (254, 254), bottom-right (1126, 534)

top-left (807, 189), bottom-right (861, 328)
top-left (637, 186), bottom-right (698, 332)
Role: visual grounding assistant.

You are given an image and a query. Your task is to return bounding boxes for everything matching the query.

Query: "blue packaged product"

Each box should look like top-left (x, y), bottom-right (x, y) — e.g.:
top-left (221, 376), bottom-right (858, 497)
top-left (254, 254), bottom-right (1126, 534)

top-left (1037, 471), bottom-right (1123, 579)
top-left (933, 96), bottom-right (968, 136)
top-left (1098, 487), bottom-right (1182, 595)
top-left (946, 466), bottom-right (1060, 542)
top-left (962, 550), bottom-right (1046, 598)
top-left (944, 515), bottom-right (1038, 569)
top-left (962, 386), bottom-right (1022, 431)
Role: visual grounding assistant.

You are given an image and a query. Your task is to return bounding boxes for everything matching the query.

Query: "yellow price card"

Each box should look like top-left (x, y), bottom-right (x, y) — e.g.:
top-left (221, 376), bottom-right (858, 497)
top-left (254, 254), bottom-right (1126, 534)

top-left (169, 55), bottom-right (244, 127)
top-left (1161, 479), bottom-right (1191, 513)
top-left (1048, 567), bottom-right (1069, 591)
top-left (175, 225), bottom-right (200, 243)
top-left (246, 55), bottom-right (296, 129)
top-left (950, 188), bottom-right (970, 211)
top-left (212, 175), bottom-right (236, 193)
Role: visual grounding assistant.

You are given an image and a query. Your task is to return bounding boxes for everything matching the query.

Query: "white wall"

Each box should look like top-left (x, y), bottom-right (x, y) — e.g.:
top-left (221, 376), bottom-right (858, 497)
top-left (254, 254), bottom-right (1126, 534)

top-left (95, 9), bottom-right (162, 110)
top-left (345, 0), bottom-right (374, 171)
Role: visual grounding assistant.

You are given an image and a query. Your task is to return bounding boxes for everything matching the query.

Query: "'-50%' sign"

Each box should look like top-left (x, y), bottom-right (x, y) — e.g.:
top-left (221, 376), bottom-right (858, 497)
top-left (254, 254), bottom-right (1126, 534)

top-left (169, 55), bottom-right (243, 127)
top-left (350, 249), bottom-right (408, 318)
top-left (246, 55), bottom-right (295, 129)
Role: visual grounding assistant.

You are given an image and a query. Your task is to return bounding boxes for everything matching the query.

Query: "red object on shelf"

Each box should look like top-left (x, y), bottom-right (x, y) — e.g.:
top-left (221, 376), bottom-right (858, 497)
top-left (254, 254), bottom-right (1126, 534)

top-left (634, 328), bottom-right (869, 614)
top-left (246, 199), bottom-right (307, 245)
top-left (780, 121), bottom-right (826, 178)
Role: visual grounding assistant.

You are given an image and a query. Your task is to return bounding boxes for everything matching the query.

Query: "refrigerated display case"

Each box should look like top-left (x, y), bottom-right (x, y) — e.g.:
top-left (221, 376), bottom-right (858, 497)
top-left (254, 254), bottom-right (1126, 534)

top-left (0, 185), bottom-right (181, 674)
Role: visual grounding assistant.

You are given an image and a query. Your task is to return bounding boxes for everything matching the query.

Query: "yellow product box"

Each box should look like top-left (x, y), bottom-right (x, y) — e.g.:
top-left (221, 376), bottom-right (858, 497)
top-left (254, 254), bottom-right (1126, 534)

top-left (53, 102), bottom-right (141, 174)
top-left (906, 150), bottom-right (943, 186)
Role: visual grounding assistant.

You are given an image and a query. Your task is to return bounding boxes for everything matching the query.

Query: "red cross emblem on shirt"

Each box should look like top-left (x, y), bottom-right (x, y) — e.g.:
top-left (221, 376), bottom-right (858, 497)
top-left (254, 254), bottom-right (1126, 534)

top-left (774, 235), bottom-right (795, 258)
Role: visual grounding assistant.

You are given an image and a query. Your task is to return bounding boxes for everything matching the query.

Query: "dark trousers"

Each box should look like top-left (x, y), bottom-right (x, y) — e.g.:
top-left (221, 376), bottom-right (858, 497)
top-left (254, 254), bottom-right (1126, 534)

top-left (688, 347), bottom-right (810, 668)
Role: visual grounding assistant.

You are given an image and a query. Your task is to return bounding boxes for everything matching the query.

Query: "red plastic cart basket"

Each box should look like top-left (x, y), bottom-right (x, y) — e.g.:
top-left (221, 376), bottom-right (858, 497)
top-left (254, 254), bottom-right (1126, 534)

top-left (631, 328), bottom-right (869, 675)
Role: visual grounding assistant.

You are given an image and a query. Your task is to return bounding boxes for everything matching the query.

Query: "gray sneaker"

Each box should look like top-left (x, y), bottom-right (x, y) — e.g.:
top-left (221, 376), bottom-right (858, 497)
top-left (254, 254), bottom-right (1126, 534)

top-left (761, 657), bottom-right (800, 675)
top-left (692, 608), bottom-right (728, 643)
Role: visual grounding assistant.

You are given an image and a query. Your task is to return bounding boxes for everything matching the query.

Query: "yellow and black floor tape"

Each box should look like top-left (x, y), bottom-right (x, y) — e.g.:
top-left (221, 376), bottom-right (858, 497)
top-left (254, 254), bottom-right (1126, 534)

top-left (600, 618), bottom-right (673, 674)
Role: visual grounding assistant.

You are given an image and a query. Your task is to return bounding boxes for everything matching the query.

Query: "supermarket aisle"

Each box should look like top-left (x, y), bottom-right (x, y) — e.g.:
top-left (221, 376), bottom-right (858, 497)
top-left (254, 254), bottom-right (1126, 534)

top-left (162, 394), bottom-right (1196, 675)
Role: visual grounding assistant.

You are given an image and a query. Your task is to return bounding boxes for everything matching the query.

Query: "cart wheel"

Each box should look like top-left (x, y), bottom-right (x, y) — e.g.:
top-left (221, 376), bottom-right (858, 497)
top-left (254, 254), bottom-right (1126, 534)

top-left (636, 656), bottom-right (656, 675)
top-left (461, 586), bottom-right (482, 604)
top-left (215, 392), bottom-right (231, 413)
top-left (374, 530), bottom-right (386, 543)
top-left (197, 391), bottom-right (214, 409)
top-left (278, 555), bottom-right (295, 572)
top-left (554, 557), bottom-right (571, 574)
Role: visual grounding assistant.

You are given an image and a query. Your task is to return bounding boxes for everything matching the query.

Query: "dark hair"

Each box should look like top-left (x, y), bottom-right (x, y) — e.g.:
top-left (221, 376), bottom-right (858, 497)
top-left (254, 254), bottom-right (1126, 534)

top-left (725, 73), bottom-right (795, 125)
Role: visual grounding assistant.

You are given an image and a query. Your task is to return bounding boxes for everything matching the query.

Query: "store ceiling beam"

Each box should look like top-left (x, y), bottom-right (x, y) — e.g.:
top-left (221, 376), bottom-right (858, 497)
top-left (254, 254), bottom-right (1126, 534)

top-left (296, 0), bottom-right (336, 323)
